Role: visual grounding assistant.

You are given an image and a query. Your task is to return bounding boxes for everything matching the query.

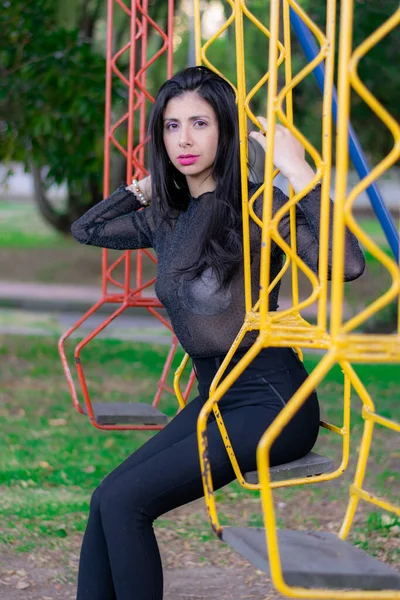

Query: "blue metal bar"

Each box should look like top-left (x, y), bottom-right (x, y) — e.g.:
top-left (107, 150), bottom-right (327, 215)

top-left (290, 7), bottom-right (399, 261)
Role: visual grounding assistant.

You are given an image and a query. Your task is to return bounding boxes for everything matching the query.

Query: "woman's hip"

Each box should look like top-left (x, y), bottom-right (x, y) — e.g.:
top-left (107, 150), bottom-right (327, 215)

top-left (193, 346), bottom-right (318, 409)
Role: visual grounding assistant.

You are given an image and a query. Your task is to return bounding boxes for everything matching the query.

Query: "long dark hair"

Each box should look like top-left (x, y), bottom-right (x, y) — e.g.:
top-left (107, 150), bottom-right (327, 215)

top-left (148, 66), bottom-right (243, 285)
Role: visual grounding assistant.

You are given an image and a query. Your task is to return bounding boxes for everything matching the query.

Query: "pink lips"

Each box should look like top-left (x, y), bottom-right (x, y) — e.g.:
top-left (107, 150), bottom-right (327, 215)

top-left (178, 155), bottom-right (199, 166)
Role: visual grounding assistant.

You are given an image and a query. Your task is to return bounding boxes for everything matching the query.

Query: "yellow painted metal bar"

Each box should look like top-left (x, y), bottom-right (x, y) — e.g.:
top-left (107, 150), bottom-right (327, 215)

top-left (350, 484), bottom-right (400, 517)
top-left (197, 340), bottom-right (264, 534)
top-left (207, 333), bottom-right (262, 491)
top-left (193, 0), bottom-right (201, 66)
top-left (320, 421), bottom-right (343, 435)
top-left (256, 184), bottom-right (327, 325)
top-left (191, 2), bottom-right (400, 596)
top-left (339, 361), bottom-right (400, 541)
top-left (173, 353), bottom-right (190, 410)
top-left (276, 81), bottom-right (326, 175)
top-left (316, 0), bottom-right (335, 333)
top-left (211, 368), bottom-right (348, 490)
top-left (323, 366), bottom-right (352, 481)
top-left (199, 344), bottom-right (346, 501)
top-left (242, 1), bottom-right (285, 127)
top-left (330, 0), bottom-right (354, 339)
top-left (339, 361), bottom-right (375, 538)
top-left (176, 0), bottom-right (335, 491)
top-left (176, 360), bottom-right (347, 491)
top-left (269, 360), bottom-right (350, 490)
top-left (200, 0), bottom-right (237, 91)
top-left (258, 0), bottom-right (280, 327)
top-left (247, 183), bottom-right (264, 229)
top-left (275, 1), bottom-right (329, 174)
top-left (209, 317), bottom-right (250, 396)
top-left (340, 10), bottom-right (400, 334)
top-left (339, 419), bottom-right (374, 539)
top-left (257, 349), bottom-right (336, 597)
top-left (257, 353), bottom-right (400, 598)
top-left (235, 0), bottom-right (252, 313)
top-left (362, 407), bottom-right (400, 434)
top-left (341, 361), bottom-right (375, 411)
top-left (212, 404), bottom-right (260, 490)
top-left (264, 255), bottom-right (291, 299)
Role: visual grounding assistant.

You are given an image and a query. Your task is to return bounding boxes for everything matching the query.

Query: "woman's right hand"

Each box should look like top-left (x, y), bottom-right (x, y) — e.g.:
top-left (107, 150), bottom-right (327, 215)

top-left (126, 175), bottom-right (152, 203)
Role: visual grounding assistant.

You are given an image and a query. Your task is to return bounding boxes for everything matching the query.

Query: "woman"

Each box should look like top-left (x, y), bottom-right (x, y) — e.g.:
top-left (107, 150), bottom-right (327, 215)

top-left (71, 66), bottom-right (365, 600)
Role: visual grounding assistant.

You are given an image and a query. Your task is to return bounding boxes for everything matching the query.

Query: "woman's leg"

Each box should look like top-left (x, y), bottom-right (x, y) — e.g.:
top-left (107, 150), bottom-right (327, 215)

top-left (80, 401), bottom-right (279, 600)
top-left (77, 356), bottom-right (320, 600)
top-left (76, 395), bottom-right (205, 600)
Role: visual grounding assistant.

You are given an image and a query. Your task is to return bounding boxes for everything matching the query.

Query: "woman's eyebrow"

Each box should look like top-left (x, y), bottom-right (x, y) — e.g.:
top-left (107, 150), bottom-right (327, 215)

top-left (163, 115), bottom-right (210, 122)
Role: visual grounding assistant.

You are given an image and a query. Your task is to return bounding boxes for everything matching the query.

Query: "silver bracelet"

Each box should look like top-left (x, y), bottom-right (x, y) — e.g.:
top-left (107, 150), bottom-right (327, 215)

top-left (129, 178), bottom-right (150, 207)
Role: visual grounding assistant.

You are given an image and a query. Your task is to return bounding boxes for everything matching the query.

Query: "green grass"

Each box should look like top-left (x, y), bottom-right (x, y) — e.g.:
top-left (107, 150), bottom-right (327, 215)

top-left (0, 201), bottom-right (72, 248)
top-left (1, 335), bottom-right (399, 567)
top-left (357, 217), bottom-right (394, 242)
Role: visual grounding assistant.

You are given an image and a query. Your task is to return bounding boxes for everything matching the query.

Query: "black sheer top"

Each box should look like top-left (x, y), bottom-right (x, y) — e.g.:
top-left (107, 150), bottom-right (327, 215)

top-left (71, 182), bottom-right (365, 357)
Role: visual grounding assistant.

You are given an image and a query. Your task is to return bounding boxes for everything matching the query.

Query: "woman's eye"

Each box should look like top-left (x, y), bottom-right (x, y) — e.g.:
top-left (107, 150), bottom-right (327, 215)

top-left (194, 120), bottom-right (207, 128)
top-left (165, 122), bottom-right (178, 130)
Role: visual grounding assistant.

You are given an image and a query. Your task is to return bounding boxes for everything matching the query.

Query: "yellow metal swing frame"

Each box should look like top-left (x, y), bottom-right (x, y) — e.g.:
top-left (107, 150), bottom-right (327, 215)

top-left (174, 0), bottom-right (400, 597)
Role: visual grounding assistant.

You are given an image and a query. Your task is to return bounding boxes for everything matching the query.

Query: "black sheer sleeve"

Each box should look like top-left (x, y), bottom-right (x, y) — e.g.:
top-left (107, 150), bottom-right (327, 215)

top-left (252, 183), bottom-right (366, 281)
top-left (71, 184), bottom-right (154, 250)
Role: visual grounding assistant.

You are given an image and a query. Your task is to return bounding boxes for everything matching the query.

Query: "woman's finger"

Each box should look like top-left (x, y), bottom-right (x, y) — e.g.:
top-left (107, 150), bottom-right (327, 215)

top-left (257, 116), bottom-right (268, 131)
top-left (249, 130), bottom-right (267, 150)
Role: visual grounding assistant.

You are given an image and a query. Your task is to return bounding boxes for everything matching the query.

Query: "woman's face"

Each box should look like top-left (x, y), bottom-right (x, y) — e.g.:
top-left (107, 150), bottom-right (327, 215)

top-left (162, 91), bottom-right (219, 193)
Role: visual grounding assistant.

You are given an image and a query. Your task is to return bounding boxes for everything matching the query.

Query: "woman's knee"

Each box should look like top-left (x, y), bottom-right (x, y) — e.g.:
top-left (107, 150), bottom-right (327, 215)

top-left (98, 471), bottom-right (151, 523)
top-left (89, 483), bottom-right (103, 515)
top-left (89, 475), bottom-right (125, 517)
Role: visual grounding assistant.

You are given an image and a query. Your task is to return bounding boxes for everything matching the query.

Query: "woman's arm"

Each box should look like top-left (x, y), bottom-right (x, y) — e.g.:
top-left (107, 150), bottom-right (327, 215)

top-left (249, 116), bottom-right (317, 193)
top-left (250, 118), bottom-right (365, 281)
top-left (71, 181), bottom-right (154, 250)
top-left (125, 175), bottom-right (152, 200)
top-left (273, 184), bottom-right (366, 281)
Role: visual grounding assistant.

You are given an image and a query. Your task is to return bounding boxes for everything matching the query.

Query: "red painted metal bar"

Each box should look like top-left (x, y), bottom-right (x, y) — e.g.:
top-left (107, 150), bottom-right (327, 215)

top-left (58, 0), bottom-right (195, 430)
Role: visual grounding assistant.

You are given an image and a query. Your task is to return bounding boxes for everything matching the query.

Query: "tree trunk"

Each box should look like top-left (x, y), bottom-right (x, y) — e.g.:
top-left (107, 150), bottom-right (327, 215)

top-left (29, 161), bottom-right (103, 233)
top-left (29, 161), bottom-right (72, 233)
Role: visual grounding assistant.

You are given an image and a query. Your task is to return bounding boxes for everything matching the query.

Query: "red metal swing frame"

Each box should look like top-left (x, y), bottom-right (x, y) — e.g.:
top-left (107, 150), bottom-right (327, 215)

top-left (58, 0), bottom-right (195, 430)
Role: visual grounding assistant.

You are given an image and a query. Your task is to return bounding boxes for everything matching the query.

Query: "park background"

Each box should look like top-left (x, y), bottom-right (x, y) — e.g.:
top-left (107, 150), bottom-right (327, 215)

top-left (0, 1), bottom-right (399, 598)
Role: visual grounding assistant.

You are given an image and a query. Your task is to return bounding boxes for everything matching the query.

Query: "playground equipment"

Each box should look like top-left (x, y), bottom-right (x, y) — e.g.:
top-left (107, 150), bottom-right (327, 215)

top-left (58, 0), bottom-right (400, 596)
top-left (58, 0), bottom-right (196, 429)
top-left (188, 0), bottom-right (400, 597)
top-left (290, 8), bottom-right (399, 262)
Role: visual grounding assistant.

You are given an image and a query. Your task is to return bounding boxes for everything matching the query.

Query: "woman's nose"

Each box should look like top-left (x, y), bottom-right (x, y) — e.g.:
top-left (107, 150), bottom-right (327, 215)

top-left (179, 127), bottom-right (192, 147)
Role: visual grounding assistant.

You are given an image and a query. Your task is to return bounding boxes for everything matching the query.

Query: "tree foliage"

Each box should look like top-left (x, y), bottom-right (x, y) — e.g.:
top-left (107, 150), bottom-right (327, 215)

top-left (1, 0), bottom-right (398, 232)
top-left (0, 0), bottom-right (114, 229)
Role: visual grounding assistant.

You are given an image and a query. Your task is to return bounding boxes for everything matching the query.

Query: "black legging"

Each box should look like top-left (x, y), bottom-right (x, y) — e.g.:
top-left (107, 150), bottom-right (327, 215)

top-left (76, 347), bottom-right (320, 600)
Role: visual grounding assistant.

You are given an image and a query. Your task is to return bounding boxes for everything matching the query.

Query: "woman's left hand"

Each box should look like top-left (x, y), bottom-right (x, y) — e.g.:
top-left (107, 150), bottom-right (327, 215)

top-left (249, 116), bottom-right (317, 192)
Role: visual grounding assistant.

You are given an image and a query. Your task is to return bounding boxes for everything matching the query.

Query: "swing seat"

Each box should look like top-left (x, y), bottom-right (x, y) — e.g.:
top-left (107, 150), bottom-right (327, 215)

top-left (82, 402), bottom-right (168, 425)
top-left (221, 527), bottom-right (400, 590)
top-left (245, 451), bottom-right (334, 483)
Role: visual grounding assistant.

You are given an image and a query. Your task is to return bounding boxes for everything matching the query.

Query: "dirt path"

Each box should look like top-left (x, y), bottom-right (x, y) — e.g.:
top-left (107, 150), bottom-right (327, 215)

top-left (0, 546), bottom-right (285, 600)
top-left (0, 492), bottom-right (294, 600)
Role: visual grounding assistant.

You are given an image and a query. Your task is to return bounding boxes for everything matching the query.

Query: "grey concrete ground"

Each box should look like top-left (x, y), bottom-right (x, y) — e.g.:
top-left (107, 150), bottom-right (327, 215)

top-left (0, 279), bottom-right (364, 353)
top-left (0, 280), bottom-right (327, 341)
top-left (0, 307), bottom-right (172, 343)
top-left (0, 281), bottom-right (171, 341)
